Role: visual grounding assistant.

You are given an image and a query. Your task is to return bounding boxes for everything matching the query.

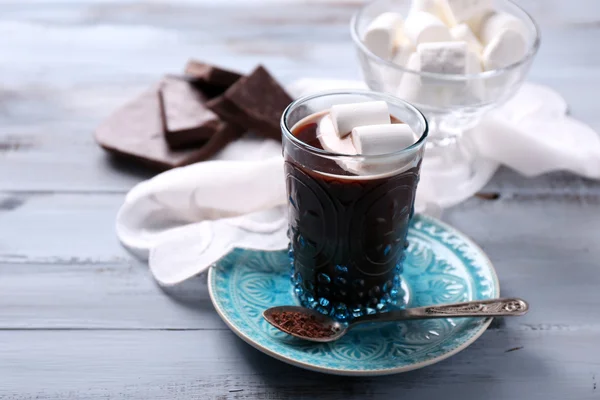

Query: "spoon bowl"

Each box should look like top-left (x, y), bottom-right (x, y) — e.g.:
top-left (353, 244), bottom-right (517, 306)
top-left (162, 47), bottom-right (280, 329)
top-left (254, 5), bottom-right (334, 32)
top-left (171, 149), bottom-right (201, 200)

top-left (263, 306), bottom-right (349, 342)
top-left (263, 298), bottom-right (528, 343)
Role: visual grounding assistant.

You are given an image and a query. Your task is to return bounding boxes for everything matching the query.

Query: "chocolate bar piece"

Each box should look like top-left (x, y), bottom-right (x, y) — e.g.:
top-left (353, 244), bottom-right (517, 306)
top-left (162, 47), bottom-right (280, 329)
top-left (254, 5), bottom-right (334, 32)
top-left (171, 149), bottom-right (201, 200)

top-left (207, 65), bottom-right (292, 141)
top-left (184, 60), bottom-right (243, 97)
top-left (159, 77), bottom-right (221, 149)
top-left (95, 87), bottom-right (241, 171)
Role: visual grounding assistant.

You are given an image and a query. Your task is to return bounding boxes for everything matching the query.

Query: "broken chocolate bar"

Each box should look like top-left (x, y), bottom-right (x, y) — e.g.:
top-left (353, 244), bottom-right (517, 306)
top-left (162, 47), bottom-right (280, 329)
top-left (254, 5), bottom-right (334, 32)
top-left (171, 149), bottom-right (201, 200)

top-left (95, 87), bottom-right (241, 171)
top-left (159, 77), bottom-right (222, 149)
top-left (184, 60), bottom-right (243, 98)
top-left (207, 65), bottom-right (292, 141)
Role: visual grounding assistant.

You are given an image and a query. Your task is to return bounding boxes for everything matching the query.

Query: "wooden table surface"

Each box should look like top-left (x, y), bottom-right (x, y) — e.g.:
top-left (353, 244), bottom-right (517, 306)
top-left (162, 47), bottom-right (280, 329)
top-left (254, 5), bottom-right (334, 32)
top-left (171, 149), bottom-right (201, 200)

top-left (1, 0), bottom-right (599, 398)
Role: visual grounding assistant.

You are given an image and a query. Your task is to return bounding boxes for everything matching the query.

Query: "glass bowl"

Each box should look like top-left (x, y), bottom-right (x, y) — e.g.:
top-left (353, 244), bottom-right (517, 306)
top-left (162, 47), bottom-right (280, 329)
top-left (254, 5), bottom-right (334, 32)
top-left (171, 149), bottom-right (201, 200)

top-left (351, 0), bottom-right (540, 144)
top-left (350, 0), bottom-right (540, 204)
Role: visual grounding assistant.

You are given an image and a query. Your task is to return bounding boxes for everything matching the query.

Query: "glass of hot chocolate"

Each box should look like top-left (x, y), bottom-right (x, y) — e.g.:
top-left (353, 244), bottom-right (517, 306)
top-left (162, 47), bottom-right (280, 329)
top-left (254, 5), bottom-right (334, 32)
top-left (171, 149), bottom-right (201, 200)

top-left (281, 91), bottom-right (428, 321)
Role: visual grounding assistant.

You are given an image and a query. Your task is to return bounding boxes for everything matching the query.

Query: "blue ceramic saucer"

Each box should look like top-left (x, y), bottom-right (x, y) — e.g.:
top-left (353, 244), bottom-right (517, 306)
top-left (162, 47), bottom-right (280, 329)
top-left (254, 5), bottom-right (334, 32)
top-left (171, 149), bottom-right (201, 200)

top-left (208, 215), bottom-right (499, 376)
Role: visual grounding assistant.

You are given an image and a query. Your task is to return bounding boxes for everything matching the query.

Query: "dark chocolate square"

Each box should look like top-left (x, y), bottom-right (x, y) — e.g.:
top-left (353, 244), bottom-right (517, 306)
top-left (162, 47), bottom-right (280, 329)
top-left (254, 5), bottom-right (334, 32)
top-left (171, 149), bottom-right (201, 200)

top-left (207, 65), bottom-right (292, 141)
top-left (159, 76), bottom-right (221, 149)
top-left (184, 60), bottom-right (243, 98)
top-left (95, 87), bottom-right (242, 171)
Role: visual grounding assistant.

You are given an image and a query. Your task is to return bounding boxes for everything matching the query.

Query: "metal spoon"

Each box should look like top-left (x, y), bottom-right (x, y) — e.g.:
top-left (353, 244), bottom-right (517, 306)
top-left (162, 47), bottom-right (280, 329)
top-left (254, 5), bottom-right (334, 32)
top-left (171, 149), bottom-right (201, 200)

top-left (263, 297), bottom-right (529, 343)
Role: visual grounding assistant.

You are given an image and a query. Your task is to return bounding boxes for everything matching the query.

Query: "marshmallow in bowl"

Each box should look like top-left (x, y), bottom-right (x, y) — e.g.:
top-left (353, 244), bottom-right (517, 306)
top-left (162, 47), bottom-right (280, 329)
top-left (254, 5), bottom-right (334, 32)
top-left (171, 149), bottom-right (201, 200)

top-left (465, 10), bottom-right (490, 36)
top-left (409, 0), bottom-right (454, 28)
top-left (418, 41), bottom-right (469, 74)
top-left (479, 12), bottom-right (528, 45)
top-left (396, 52), bottom-right (425, 103)
top-left (392, 39), bottom-right (415, 67)
top-left (466, 51), bottom-right (485, 101)
top-left (450, 23), bottom-right (483, 54)
top-left (409, 0), bottom-right (439, 15)
top-left (404, 11), bottom-right (452, 45)
top-left (363, 0), bottom-right (530, 79)
top-left (479, 12), bottom-right (528, 70)
top-left (330, 101), bottom-right (391, 138)
top-left (482, 29), bottom-right (527, 70)
top-left (363, 12), bottom-right (405, 59)
top-left (440, 0), bottom-right (493, 26)
top-left (467, 50), bottom-right (483, 73)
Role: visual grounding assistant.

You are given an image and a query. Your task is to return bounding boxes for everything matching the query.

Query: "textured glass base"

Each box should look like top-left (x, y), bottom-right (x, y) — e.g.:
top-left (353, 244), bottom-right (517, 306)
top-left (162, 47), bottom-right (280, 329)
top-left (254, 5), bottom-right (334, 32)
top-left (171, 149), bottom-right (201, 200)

top-left (288, 246), bottom-right (406, 322)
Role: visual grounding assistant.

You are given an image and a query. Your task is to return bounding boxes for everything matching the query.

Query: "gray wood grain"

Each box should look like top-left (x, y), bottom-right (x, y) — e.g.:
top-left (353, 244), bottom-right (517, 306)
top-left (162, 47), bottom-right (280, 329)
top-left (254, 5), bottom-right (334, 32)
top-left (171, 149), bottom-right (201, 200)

top-left (1, 197), bottom-right (599, 331)
top-left (1, 329), bottom-right (599, 399)
top-left (0, 0), bottom-right (598, 192)
top-left (0, 192), bottom-right (129, 264)
top-left (0, 262), bottom-right (224, 330)
top-left (1, 189), bottom-right (599, 265)
top-left (1, 0), bottom-right (600, 398)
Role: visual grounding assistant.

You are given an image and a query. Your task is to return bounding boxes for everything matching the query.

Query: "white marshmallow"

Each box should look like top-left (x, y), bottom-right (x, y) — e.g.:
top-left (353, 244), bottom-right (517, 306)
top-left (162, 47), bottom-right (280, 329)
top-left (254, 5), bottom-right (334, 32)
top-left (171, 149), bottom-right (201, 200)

top-left (317, 114), bottom-right (357, 155)
top-left (418, 41), bottom-right (469, 74)
top-left (435, 0), bottom-right (459, 26)
top-left (409, 0), bottom-right (439, 15)
top-left (397, 52), bottom-right (425, 104)
top-left (466, 51), bottom-right (485, 101)
top-left (404, 11), bottom-right (452, 45)
top-left (466, 10), bottom-right (492, 35)
top-left (409, 0), bottom-right (455, 27)
top-left (450, 23), bottom-right (483, 54)
top-left (330, 101), bottom-right (390, 138)
top-left (352, 124), bottom-right (417, 155)
top-left (363, 12), bottom-right (404, 59)
top-left (404, 51), bottom-right (421, 71)
top-left (317, 114), bottom-right (419, 177)
top-left (317, 114), bottom-right (364, 175)
top-left (479, 12), bottom-right (529, 45)
top-left (441, 0), bottom-right (493, 25)
top-left (482, 29), bottom-right (527, 70)
top-left (467, 50), bottom-right (483, 73)
top-left (383, 39), bottom-right (415, 90)
top-left (391, 38), bottom-right (415, 67)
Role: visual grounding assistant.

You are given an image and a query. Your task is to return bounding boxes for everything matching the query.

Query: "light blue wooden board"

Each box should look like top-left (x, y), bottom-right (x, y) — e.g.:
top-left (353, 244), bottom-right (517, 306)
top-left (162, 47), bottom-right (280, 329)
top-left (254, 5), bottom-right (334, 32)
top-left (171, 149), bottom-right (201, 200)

top-left (0, 1), bottom-right (599, 192)
top-left (1, 329), bottom-right (599, 399)
top-left (0, 0), bottom-right (599, 398)
top-left (1, 196), bottom-right (599, 332)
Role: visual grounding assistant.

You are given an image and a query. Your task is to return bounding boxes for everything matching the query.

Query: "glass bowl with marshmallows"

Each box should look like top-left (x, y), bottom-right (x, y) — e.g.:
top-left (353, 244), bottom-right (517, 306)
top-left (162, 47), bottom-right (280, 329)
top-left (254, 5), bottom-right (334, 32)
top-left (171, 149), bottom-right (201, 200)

top-left (351, 0), bottom-right (540, 148)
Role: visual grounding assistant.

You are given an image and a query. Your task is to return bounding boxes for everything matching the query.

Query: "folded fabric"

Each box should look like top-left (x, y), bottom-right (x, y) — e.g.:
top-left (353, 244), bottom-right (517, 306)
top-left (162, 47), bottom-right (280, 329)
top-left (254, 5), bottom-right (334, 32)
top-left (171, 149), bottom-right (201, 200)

top-left (117, 137), bottom-right (284, 260)
top-left (116, 80), bottom-right (600, 285)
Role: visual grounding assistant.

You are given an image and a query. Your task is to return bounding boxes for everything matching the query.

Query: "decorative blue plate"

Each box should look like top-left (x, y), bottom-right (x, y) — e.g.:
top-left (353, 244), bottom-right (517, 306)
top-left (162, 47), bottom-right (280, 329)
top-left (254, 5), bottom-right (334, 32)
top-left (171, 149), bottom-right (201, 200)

top-left (208, 215), bottom-right (499, 376)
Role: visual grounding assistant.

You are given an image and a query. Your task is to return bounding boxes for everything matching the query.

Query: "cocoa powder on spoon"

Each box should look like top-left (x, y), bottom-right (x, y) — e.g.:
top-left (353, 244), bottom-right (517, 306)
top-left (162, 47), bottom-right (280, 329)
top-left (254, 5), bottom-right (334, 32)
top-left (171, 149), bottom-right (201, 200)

top-left (270, 310), bottom-right (339, 339)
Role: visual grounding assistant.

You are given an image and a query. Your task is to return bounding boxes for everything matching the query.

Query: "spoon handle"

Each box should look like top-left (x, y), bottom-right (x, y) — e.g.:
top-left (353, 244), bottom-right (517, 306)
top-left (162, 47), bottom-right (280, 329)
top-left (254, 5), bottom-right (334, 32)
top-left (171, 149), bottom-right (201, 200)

top-left (354, 298), bottom-right (529, 325)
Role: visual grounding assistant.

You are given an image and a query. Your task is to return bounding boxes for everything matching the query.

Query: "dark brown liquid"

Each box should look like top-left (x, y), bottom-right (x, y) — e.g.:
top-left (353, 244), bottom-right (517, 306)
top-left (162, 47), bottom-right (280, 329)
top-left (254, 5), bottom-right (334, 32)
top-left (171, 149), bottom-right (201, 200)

top-left (286, 113), bottom-right (421, 319)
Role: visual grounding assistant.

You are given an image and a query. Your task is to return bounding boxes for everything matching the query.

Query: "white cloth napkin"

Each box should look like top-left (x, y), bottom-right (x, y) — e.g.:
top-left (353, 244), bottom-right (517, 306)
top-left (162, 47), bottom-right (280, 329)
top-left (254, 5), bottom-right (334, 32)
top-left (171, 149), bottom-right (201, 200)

top-left (116, 80), bottom-right (600, 285)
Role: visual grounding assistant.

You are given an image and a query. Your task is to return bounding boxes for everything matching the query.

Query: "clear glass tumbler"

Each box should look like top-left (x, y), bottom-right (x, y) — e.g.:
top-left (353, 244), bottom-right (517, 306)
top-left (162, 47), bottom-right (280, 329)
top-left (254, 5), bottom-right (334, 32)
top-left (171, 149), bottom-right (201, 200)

top-left (281, 91), bottom-right (428, 321)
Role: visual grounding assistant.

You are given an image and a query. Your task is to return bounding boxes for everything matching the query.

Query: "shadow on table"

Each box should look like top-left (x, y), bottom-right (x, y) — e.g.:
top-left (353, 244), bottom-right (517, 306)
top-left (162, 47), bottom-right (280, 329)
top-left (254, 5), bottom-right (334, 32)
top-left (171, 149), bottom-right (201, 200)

top-left (229, 324), bottom-right (549, 400)
top-left (104, 153), bottom-right (157, 181)
top-left (156, 272), bottom-right (216, 313)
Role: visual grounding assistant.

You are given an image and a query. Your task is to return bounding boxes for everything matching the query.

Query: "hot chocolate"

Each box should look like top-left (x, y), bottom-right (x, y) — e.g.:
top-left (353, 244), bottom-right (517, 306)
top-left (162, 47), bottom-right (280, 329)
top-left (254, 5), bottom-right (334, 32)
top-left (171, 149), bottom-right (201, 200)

top-left (285, 111), bottom-right (422, 321)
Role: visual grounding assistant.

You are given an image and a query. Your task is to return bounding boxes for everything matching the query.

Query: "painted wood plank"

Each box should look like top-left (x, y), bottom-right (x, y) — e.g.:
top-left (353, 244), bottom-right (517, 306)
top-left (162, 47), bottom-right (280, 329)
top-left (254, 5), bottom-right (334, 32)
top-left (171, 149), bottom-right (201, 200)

top-left (1, 248), bottom-right (599, 330)
top-left (482, 168), bottom-right (600, 196)
top-left (0, 329), bottom-right (598, 399)
top-left (0, 192), bottom-right (128, 264)
top-left (2, 189), bottom-right (600, 264)
top-left (0, 1), bottom-right (599, 192)
top-left (0, 1), bottom-right (599, 398)
top-left (1, 195), bottom-right (599, 330)
top-left (0, 261), bottom-right (224, 330)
